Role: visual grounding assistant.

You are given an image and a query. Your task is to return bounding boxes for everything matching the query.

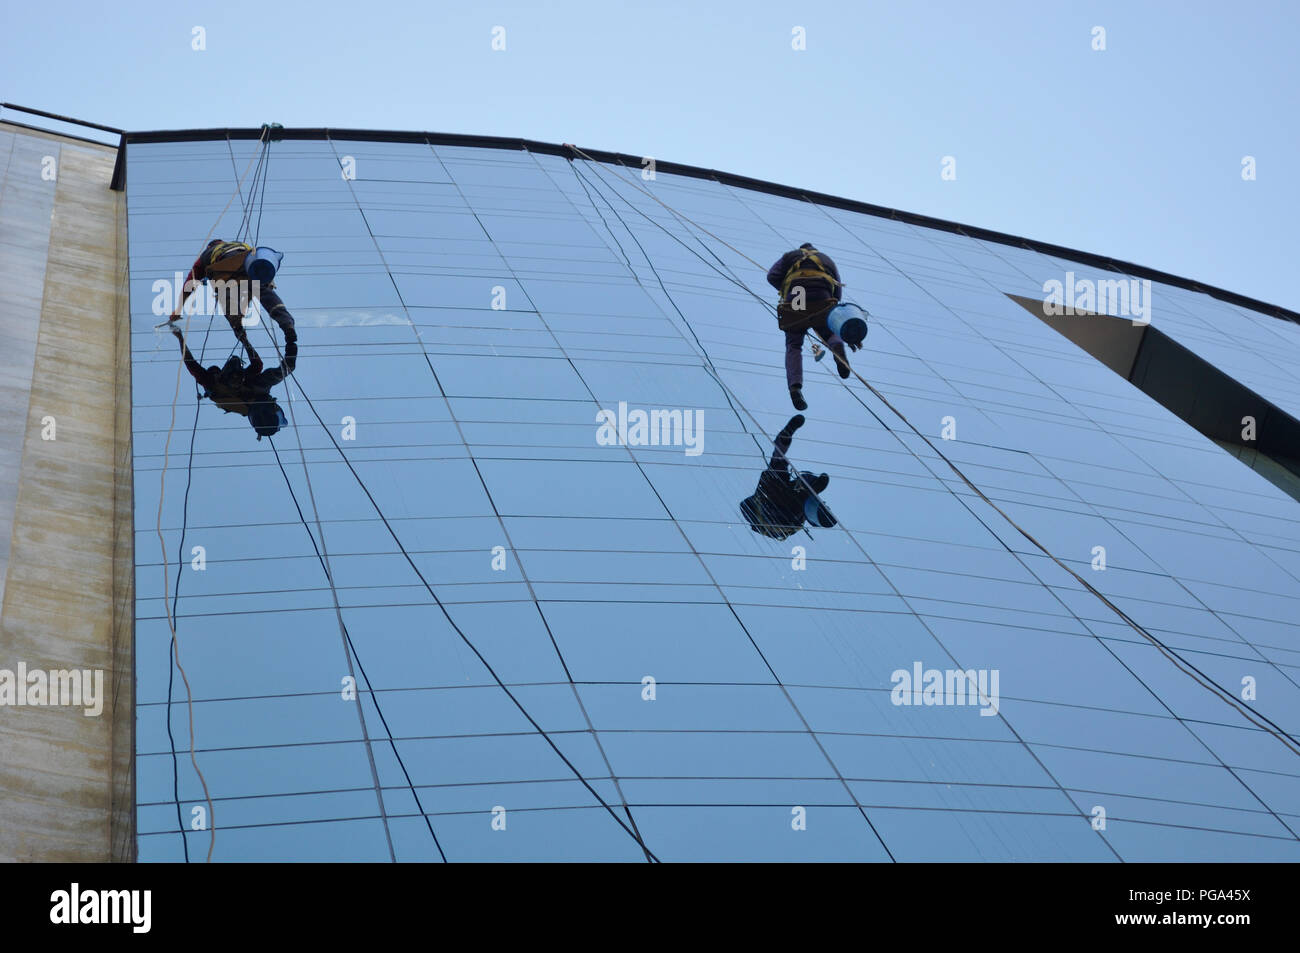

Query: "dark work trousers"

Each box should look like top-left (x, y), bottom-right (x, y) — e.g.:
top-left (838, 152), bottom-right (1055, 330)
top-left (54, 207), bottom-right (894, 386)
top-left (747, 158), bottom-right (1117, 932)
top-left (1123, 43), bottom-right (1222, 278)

top-left (203, 250), bottom-right (257, 355)
top-left (215, 278), bottom-right (294, 370)
top-left (756, 418), bottom-right (800, 499)
top-left (769, 423), bottom-right (794, 472)
top-left (779, 299), bottom-right (846, 390)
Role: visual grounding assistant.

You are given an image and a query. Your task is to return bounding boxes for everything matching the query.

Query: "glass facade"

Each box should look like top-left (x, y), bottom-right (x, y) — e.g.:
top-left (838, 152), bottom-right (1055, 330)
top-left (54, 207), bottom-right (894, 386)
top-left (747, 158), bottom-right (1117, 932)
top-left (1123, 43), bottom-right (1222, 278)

top-left (127, 134), bottom-right (1300, 861)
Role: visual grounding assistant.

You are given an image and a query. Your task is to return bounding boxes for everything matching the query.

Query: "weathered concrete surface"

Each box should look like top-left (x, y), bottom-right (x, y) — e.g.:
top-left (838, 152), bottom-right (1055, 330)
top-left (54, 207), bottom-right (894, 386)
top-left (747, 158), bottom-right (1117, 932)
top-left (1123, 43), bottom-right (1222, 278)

top-left (0, 127), bottom-right (57, 611)
top-left (0, 123), bottom-right (133, 862)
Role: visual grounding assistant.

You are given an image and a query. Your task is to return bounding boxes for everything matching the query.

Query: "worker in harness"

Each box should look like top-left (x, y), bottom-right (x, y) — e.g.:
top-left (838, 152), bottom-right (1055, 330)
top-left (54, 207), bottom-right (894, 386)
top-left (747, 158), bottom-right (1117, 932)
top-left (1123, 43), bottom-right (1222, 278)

top-left (767, 243), bottom-right (857, 410)
top-left (166, 238), bottom-right (298, 439)
top-left (739, 414), bottom-right (837, 540)
top-left (167, 239), bottom-right (279, 375)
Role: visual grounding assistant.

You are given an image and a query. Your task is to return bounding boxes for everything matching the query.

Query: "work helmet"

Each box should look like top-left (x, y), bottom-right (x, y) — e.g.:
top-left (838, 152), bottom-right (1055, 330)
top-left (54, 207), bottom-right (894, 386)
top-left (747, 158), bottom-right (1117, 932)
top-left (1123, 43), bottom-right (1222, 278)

top-left (248, 399), bottom-right (288, 440)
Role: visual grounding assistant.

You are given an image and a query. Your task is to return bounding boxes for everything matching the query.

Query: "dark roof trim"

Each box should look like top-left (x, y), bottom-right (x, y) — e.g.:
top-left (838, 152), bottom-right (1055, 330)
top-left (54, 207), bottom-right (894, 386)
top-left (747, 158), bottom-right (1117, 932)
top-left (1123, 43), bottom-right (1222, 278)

top-left (0, 116), bottom-right (117, 149)
top-left (1, 102), bottom-right (124, 135)
top-left (120, 125), bottom-right (1300, 326)
top-left (1, 103), bottom-right (127, 191)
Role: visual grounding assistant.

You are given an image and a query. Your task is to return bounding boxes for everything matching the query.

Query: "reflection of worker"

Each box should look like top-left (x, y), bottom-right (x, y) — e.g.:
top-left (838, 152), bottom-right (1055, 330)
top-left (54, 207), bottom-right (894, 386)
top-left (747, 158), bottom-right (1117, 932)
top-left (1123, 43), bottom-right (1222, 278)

top-left (170, 294), bottom-right (297, 440)
top-left (167, 239), bottom-right (284, 373)
top-left (739, 415), bottom-right (837, 540)
top-left (767, 243), bottom-right (858, 410)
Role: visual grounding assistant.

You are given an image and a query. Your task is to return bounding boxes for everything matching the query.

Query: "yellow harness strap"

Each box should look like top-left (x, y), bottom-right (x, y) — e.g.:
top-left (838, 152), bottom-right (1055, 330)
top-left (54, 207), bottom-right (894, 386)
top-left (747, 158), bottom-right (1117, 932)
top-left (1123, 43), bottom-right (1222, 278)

top-left (206, 389), bottom-right (252, 416)
top-left (779, 249), bottom-right (840, 301)
top-left (203, 241), bottom-right (254, 279)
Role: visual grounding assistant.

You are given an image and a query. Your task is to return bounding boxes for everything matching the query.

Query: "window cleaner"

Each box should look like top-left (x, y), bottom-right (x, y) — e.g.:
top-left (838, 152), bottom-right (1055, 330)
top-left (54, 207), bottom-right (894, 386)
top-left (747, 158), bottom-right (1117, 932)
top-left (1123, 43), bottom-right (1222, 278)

top-left (766, 243), bottom-right (861, 410)
top-left (165, 238), bottom-right (296, 439)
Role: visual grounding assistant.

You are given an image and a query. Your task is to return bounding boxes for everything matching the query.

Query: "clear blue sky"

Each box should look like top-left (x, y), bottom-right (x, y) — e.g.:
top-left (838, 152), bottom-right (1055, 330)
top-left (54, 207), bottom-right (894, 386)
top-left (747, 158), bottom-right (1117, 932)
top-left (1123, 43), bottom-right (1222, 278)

top-left (5, 0), bottom-right (1297, 311)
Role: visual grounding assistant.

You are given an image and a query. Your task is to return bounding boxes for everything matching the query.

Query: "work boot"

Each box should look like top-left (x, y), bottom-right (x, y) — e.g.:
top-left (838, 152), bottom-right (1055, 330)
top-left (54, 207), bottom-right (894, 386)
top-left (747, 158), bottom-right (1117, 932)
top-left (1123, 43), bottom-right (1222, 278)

top-left (777, 415), bottom-right (804, 443)
top-left (810, 472), bottom-right (830, 495)
top-left (789, 385), bottom-right (807, 411)
top-left (837, 357), bottom-right (851, 380)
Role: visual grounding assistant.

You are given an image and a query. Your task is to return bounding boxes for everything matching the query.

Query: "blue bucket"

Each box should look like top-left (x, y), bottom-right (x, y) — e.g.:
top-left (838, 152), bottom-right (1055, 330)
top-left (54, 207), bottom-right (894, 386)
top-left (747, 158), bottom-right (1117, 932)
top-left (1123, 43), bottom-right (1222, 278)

top-left (245, 246), bottom-right (283, 284)
top-left (803, 495), bottom-right (837, 528)
top-left (828, 302), bottom-right (869, 348)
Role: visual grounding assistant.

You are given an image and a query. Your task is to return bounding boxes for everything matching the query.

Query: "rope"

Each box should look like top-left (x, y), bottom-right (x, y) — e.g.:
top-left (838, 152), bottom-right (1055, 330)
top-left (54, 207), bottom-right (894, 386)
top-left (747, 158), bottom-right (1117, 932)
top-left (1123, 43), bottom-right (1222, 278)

top-left (173, 137), bottom-right (421, 861)
top-left (155, 127), bottom-right (269, 862)
top-left (266, 436), bottom-right (436, 861)
top-left (564, 145), bottom-right (1300, 761)
top-left (564, 145), bottom-right (768, 271)
top-left (564, 159), bottom-right (825, 539)
top-left (235, 138), bottom-right (269, 245)
top-left (348, 152), bottom-right (655, 858)
top-left (165, 312), bottom-right (216, 862)
top-left (253, 140), bottom-right (271, 246)
top-left (564, 158), bottom-right (901, 857)
top-left (257, 312), bottom-right (423, 862)
top-left (256, 322), bottom-right (661, 861)
top-left (564, 155), bottom-right (1295, 851)
top-left (571, 154), bottom-right (1114, 856)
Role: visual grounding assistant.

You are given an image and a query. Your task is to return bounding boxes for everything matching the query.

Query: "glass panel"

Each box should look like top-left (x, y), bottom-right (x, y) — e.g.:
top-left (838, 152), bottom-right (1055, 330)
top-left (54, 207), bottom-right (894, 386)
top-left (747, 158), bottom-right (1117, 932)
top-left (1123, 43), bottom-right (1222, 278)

top-left (127, 136), bottom-right (1300, 863)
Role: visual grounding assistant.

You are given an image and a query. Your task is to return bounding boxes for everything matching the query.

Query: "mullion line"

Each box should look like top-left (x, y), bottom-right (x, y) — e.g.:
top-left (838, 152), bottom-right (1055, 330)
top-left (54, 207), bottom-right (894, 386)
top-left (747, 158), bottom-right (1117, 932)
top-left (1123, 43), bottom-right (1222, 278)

top-left (563, 155), bottom-right (907, 860)
top-left (772, 189), bottom-right (1300, 836)
top-left (424, 140), bottom-right (666, 860)
top-left (133, 801), bottom-right (1300, 844)
top-left (135, 443), bottom-right (1300, 551)
top-left (267, 438), bottom-right (424, 862)
top-left (138, 773), bottom-right (1300, 817)
top-left (576, 155), bottom-right (1128, 860)
top-left (637, 163), bottom-right (1300, 761)
top-left (896, 214), bottom-right (1300, 626)
top-left (760, 188), bottom-right (1300, 836)
top-left (134, 589), bottom-right (1300, 667)
top-left (309, 134), bottom-right (658, 861)
top-left (133, 680), bottom-right (1300, 750)
top-left (137, 726), bottom-right (1300, 778)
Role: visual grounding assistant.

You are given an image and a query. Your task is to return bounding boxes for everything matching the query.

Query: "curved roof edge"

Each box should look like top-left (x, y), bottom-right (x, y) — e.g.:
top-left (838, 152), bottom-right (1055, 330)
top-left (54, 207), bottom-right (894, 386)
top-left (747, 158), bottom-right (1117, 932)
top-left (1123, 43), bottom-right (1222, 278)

top-left (121, 124), bottom-right (1300, 327)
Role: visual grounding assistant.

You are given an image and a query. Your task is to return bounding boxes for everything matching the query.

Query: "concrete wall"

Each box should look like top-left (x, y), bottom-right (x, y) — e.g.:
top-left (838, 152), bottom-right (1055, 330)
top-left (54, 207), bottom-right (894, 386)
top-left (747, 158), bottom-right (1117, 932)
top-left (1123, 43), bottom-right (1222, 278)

top-left (0, 122), bottom-right (134, 862)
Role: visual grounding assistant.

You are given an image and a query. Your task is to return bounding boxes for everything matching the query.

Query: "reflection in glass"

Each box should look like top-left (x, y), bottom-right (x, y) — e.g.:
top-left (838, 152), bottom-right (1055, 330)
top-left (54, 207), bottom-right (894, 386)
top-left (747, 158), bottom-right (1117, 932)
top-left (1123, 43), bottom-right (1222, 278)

top-left (127, 135), bottom-right (1300, 863)
top-left (740, 414), bottom-right (837, 539)
top-left (167, 239), bottom-right (298, 440)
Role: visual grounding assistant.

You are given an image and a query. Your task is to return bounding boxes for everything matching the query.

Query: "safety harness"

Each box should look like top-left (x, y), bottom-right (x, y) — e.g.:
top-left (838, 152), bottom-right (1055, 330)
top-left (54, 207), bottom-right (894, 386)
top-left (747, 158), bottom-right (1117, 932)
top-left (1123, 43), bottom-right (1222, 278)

top-left (202, 375), bottom-right (256, 416)
top-left (198, 356), bottom-right (264, 415)
top-left (200, 240), bottom-right (254, 280)
top-left (779, 247), bottom-right (841, 302)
